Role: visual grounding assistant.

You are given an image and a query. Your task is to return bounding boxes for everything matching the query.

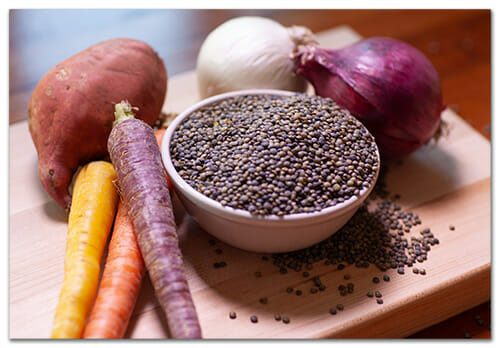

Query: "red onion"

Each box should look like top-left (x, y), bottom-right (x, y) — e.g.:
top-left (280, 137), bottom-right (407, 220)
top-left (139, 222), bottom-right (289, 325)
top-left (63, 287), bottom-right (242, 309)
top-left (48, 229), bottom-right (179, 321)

top-left (294, 37), bottom-right (444, 159)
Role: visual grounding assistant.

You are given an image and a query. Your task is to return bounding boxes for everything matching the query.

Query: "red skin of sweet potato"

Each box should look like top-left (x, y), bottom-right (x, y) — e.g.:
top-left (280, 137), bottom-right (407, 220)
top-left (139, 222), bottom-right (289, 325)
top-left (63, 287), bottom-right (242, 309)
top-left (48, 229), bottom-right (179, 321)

top-left (28, 38), bottom-right (167, 211)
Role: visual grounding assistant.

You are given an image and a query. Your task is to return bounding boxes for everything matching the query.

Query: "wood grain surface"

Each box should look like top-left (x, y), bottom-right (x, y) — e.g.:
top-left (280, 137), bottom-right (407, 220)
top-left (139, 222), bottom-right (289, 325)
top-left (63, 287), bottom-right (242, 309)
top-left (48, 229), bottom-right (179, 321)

top-left (8, 9), bottom-right (491, 339)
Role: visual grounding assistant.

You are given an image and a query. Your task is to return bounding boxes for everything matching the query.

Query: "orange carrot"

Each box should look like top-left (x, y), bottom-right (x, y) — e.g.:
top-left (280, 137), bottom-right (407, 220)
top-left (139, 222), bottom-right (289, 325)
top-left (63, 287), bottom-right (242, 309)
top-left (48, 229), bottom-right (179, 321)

top-left (82, 128), bottom-right (173, 339)
top-left (81, 200), bottom-right (145, 338)
top-left (154, 128), bottom-right (174, 192)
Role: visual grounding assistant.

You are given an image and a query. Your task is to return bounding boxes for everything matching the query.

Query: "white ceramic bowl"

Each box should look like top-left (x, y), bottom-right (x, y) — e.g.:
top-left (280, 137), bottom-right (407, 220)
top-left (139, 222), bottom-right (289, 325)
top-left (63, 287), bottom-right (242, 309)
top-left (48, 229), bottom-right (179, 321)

top-left (161, 89), bottom-right (380, 253)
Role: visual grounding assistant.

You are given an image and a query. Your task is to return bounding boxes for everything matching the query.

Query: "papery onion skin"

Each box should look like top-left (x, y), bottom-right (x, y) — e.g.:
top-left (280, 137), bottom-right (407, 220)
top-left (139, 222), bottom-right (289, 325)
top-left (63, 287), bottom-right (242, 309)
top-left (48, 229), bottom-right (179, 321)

top-left (295, 37), bottom-right (444, 159)
top-left (197, 16), bottom-right (316, 99)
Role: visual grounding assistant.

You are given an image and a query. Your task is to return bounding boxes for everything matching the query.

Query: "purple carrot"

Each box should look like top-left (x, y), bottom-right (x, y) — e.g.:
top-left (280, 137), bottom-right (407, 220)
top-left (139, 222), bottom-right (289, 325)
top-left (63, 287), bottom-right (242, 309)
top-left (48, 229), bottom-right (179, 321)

top-left (108, 100), bottom-right (202, 339)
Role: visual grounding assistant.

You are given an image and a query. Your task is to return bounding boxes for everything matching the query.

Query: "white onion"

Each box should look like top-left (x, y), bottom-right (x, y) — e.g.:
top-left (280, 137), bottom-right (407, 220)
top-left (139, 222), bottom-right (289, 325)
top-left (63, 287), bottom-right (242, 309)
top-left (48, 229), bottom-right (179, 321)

top-left (196, 16), bottom-right (316, 99)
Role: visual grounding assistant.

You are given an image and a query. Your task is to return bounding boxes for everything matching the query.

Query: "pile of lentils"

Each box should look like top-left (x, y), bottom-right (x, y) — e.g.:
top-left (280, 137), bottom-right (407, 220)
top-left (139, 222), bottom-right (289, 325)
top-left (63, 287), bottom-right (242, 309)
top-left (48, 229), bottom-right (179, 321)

top-left (170, 93), bottom-right (379, 216)
top-left (271, 164), bottom-right (440, 275)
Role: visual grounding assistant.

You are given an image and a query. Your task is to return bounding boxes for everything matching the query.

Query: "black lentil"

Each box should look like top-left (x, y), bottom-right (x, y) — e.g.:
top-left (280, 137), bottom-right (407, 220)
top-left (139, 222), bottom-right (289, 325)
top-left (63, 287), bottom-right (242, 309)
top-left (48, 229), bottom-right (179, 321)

top-left (213, 262), bottom-right (226, 269)
top-left (376, 298), bottom-right (384, 304)
top-left (372, 277), bottom-right (380, 283)
top-left (250, 315), bottom-right (258, 323)
top-left (367, 291), bottom-right (374, 298)
top-left (229, 311), bottom-right (237, 319)
top-left (344, 274), bottom-right (351, 280)
top-left (375, 291), bottom-right (382, 298)
top-left (259, 297), bottom-right (268, 304)
top-left (171, 93), bottom-right (379, 216)
top-left (310, 287), bottom-right (318, 294)
top-left (383, 275), bottom-right (390, 282)
top-left (274, 314), bottom-right (281, 321)
top-left (295, 290), bottom-right (303, 296)
top-left (282, 316), bottom-right (291, 324)
top-left (336, 304), bottom-right (344, 311)
top-left (329, 308), bottom-right (337, 315)
top-left (286, 287), bottom-right (294, 294)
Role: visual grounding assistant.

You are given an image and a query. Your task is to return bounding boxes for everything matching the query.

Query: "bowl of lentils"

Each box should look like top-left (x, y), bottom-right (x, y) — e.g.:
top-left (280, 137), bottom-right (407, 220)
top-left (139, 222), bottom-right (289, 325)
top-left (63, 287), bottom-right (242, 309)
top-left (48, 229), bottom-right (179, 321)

top-left (162, 89), bottom-right (380, 253)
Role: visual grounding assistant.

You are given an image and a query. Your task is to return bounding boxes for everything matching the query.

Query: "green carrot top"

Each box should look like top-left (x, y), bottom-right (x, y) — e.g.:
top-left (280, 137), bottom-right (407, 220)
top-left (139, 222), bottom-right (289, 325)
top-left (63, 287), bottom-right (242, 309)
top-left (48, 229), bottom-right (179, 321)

top-left (113, 100), bottom-right (139, 127)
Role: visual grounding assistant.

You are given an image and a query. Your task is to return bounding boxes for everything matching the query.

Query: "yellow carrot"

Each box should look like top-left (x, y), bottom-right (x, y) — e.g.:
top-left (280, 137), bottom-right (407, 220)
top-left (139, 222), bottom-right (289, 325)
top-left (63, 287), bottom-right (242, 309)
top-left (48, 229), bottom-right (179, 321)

top-left (51, 161), bottom-right (119, 339)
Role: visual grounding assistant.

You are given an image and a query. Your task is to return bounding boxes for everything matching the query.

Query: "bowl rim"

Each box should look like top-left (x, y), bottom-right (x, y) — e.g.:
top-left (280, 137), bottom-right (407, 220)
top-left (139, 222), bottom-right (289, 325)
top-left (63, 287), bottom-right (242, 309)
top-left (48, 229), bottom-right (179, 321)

top-left (161, 89), bottom-right (380, 226)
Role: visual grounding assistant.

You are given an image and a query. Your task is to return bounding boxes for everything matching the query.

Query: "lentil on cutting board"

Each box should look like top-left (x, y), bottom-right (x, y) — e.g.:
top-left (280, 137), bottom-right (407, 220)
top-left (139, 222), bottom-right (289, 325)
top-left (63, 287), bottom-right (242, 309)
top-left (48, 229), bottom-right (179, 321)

top-left (271, 196), bottom-right (439, 274)
top-left (170, 93), bottom-right (379, 216)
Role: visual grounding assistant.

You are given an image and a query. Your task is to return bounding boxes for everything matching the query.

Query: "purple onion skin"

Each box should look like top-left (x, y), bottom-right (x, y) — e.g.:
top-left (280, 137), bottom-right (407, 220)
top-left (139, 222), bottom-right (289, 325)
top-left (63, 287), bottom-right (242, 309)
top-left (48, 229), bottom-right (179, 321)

top-left (295, 37), bottom-right (444, 159)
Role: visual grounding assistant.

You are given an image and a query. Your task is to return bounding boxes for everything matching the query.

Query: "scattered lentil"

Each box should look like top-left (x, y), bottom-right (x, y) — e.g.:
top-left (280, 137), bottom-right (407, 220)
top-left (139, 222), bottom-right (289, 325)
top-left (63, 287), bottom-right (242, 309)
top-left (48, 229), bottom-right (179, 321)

top-left (375, 291), bottom-right (382, 298)
top-left (329, 308), bottom-right (337, 315)
top-left (336, 304), bottom-right (344, 311)
top-left (295, 290), bottom-right (303, 296)
top-left (376, 298), bottom-right (384, 304)
top-left (449, 225), bottom-right (455, 231)
top-left (259, 297), bottom-right (268, 304)
top-left (229, 311), bottom-right (237, 319)
top-left (274, 314), bottom-right (281, 321)
top-left (213, 262), bottom-right (227, 269)
top-left (383, 275), bottom-right (390, 282)
top-left (286, 287), bottom-right (294, 294)
top-left (310, 287), bottom-right (318, 294)
top-left (367, 291), bottom-right (374, 298)
top-left (282, 317), bottom-right (291, 324)
top-left (372, 277), bottom-right (380, 283)
top-left (250, 315), bottom-right (258, 323)
top-left (271, 171), bottom-right (439, 276)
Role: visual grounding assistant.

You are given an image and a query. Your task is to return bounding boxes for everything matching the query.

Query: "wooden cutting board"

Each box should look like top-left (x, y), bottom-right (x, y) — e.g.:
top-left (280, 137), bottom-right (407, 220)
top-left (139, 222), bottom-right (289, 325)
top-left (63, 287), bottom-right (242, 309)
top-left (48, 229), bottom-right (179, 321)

top-left (9, 26), bottom-right (491, 339)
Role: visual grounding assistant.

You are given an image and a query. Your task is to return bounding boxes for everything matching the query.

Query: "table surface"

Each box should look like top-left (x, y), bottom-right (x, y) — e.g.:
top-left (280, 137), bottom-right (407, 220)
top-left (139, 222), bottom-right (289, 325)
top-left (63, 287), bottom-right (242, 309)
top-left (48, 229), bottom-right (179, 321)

top-left (8, 9), bottom-right (491, 339)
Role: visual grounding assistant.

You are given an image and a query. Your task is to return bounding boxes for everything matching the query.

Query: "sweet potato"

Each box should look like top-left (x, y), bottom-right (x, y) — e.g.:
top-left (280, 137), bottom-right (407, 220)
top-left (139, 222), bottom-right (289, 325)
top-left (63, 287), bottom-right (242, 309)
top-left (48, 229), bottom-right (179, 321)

top-left (27, 38), bottom-right (167, 211)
